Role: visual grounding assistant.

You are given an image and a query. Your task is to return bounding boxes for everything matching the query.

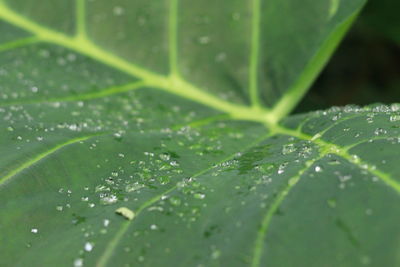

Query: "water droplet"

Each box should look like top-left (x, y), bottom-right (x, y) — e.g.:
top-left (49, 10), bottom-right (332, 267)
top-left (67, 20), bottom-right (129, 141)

top-left (360, 255), bottom-right (371, 265)
top-left (84, 242), bottom-right (94, 252)
top-left (282, 143), bottom-right (295, 155)
top-left (100, 194), bottom-right (118, 205)
top-left (31, 228), bottom-right (38, 234)
top-left (169, 196), bottom-right (181, 206)
top-left (194, 193), bottom-right (205, 200)
top-left (314, 165), bottom-right (323, 173)
top-left (211, 249), bottom-right (221, 259)
top-left (390, 115), bottom-right (400, 122)
top-left (113, 6), bottom-right (124, 16)
top-left (125, 182), bottom-right (144, 192)
top-left (73, 258), bottom-right (83, 267)
top-left (197, 36), bottom-right (210, 45)
top-left (374, 128), bottom-right (387, 136)
top-left (327, 198), bottom-right (337, 208)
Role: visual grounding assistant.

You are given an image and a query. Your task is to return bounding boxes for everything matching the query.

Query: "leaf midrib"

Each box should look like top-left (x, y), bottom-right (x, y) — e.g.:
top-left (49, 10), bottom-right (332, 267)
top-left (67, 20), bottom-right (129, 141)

top-left (0, 1), bottom-right (277, 125)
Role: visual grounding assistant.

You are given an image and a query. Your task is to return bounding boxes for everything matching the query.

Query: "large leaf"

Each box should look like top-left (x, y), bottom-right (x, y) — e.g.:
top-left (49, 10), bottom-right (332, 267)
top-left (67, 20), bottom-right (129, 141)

top-left (3, 1), bottom-right (399, 267)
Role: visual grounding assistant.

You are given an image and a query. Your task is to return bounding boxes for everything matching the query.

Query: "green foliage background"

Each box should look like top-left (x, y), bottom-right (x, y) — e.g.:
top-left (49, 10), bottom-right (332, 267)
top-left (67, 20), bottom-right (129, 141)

top-left (299, 0), bottom-right (400, 111)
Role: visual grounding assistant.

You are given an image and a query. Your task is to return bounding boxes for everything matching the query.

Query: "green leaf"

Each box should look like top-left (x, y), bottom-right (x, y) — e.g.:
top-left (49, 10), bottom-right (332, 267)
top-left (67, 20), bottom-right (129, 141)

top-left (4, 1), bottom-right (400, 267)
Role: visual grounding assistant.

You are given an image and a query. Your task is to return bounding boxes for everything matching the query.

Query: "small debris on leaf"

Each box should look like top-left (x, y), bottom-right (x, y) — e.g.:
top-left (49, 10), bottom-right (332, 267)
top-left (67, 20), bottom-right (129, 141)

top-left (115, 207), bottom-right (135, 220)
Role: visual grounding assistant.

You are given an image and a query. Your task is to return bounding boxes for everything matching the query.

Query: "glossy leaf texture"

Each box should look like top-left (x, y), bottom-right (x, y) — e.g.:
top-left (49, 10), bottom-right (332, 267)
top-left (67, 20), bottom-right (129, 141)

top-left (3, 1), bottom-right (400, 267)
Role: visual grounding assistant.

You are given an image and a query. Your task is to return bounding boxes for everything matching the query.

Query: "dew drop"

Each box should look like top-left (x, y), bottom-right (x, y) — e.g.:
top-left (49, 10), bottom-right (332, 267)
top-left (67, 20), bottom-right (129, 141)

top-left (327, 198), bottom-right (336, 208)
top-left (389, 115), bottom-right (400, 122)
top-left (197, 36), bottom-right (210, 45)
top-left (282, 143), bottom-right (295, 155)
top-left (73, 258), bottom-right (83, 267)
top-left (169, 196), bottom-right (181, 206)
top-left (84, 242), bottom-right (94, 252)
top-left (113, 6), bottom-right (124, 16)
top-left (100, 194), bottom-right (118, 205)
top-left (314, 165), bottom-right (323, 173)
top-left (374, 128), bottom-right (387, 136)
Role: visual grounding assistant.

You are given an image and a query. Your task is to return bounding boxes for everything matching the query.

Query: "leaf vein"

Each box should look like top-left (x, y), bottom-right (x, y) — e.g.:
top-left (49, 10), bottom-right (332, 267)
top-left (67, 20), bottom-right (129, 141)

top-left (0, 133), bottom-right (104, 187)
top-left (96, 131), bottom-right (273, 267)
top-left (0, 80), bottom-right (145, 107)
top-left (251, 154), bottom-right (324, 267)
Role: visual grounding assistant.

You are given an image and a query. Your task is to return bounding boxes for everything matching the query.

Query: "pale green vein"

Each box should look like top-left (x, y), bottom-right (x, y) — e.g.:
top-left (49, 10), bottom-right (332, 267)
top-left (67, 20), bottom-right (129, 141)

top-left (249, 0), bottom-right (262, 108)
top-left (345, 136), bottom-right (399, 150)
top-left (0, 134), bottom-right (102, 187)
top-left (0, 81), bottom-right (145, 107)
top-left (251, 155), bottom-right (324, 267)
top-left (295, 113), bottom-right (367, 140)
top-left (0, 36), bottom-right (39, 52)
top-left (270, 8), bottom-right (362, 121)
top-left (250, 119), bottom-right (400, 266)
top-left (0, 2), bottom-right (276, 124)
top-left (96, 131), bottom-right (273, 267)
top-left (168, 0), bottom-right (179, 75)
top-left (75, 0), bottom-right (87, 38)
top-left (273, 124), bottom-right (400, 194)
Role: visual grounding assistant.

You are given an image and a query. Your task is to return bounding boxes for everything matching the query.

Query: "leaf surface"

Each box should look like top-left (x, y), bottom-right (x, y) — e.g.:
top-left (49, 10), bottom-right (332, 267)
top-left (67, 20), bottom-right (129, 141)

top-left (2, 1), bottom-right (399, 267)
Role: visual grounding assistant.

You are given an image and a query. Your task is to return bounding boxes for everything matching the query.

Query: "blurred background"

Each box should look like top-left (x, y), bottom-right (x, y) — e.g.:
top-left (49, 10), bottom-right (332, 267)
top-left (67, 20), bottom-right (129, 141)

top-left (297, 0), bottom-right (400, 112)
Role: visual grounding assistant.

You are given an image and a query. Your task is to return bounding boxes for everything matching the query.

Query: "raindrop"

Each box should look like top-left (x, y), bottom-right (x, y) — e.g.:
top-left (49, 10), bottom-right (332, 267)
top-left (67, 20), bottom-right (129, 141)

top-left (389, 115), bottom-right (400, 122)
top-left (374, 128), bottom-right (387, 136)
top-left (314, 165), bottom-right (323, 173)
top-left (73, 258), bottom-right (83, 267)
top-left (113, 6), bottom-right (124, 16)
top-left (84, 242), bottom-right (94, 252)
top-left (197, 36), bottom-right (210, 45)
top-left (100, 194), bottom-right (118, 205)
top-left (56, 205), bottom-right (63, 211)
top-left (194, 193), bottom-right (205, 200)
top-left (327, 198), bottom-right (336, 208)
top-left (169, 196), bottom-right (181, 206)
top-left (282, 143), bottom-right (295, 155)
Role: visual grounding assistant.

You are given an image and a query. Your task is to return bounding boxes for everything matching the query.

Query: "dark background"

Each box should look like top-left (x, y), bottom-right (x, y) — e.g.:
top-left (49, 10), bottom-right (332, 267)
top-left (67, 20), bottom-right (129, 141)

top-left (297, 0), bottom-right (400, 112)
